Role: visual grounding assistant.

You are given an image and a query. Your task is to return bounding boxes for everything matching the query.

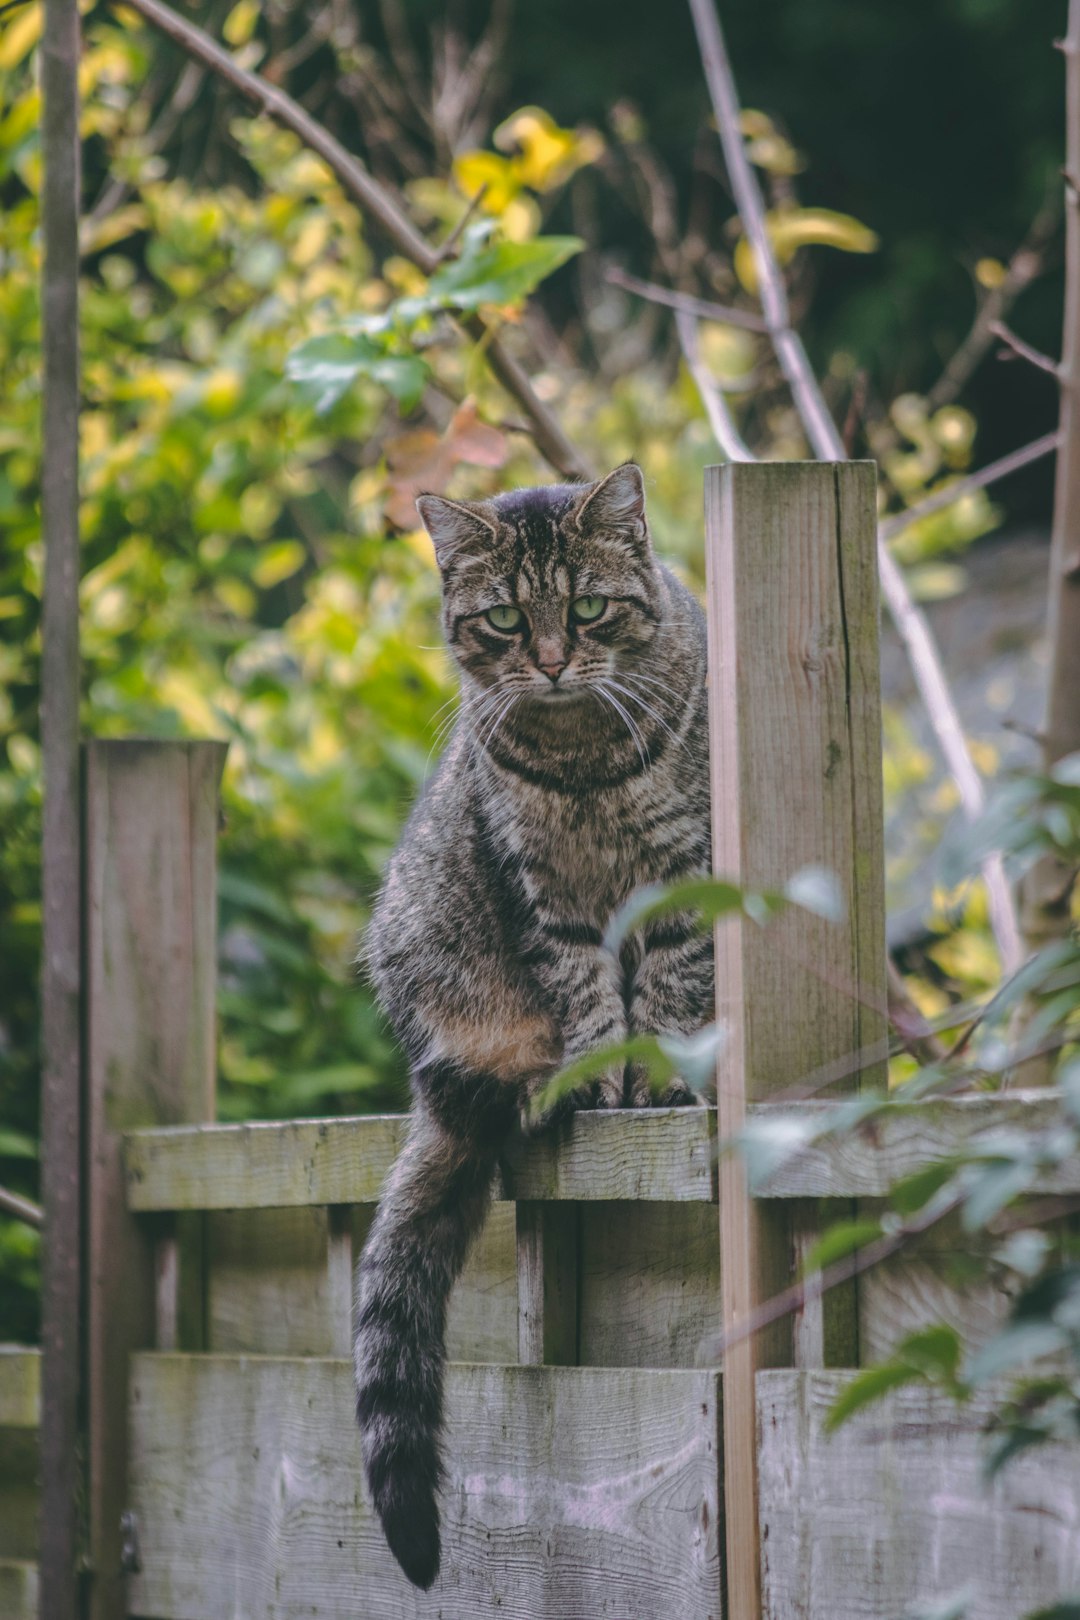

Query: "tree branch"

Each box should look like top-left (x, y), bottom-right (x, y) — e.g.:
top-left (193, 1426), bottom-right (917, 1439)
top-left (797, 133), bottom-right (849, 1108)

top-left (991, 320), bottom-right (1060, 377)
top-left (113, 0), bottom-right (593, 482)
top-left (606, 265), bottom-right (767, 333)
top-left (686, 0), bottom-right (1025, 975)
top-left (674, 308), bottom-right (754, 462)
top-left (0, 1183), bottom-right (43, 1229)
top-left (879, 430), bottom-right (1061, 541)
top-left (926, 201), bottom-right (1059, 411)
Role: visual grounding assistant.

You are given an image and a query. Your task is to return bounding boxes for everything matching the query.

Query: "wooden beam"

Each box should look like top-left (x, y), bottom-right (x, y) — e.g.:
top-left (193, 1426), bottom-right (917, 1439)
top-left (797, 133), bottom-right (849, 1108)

top-left (758, 1370), bottom-right (1080, 1618)
top-left (516, 1203), bottom-right (579, 1365)
top-left (753, 1091), bottom-right (1074, 1197)
top-left (85, 739), bottom-right (225, 1620)
top-left (121, 1091), bottom-right (1076, 1215)
top-left (704, 461), bottom-right (885, 1620)
top-left (38, 0), bottom-right (82, 1612)
top-left (123, 1105), bottom-right (716, 1211)
top-left (128, 1354), bottom-right (723, 1620)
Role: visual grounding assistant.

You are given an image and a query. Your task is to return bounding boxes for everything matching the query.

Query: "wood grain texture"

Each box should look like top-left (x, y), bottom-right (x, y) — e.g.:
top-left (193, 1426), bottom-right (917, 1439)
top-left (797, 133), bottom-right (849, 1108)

top-left (759, 1370), bottom-right (1080, 1618)
top-left (579, 1203), bottom-right (721, 1369)
top-left (0, 1348), bottom-right (40, 1427)
top-left (204, 1202), bottom-right (517, 1363)
top-left (517, 1202), bottom-right (579, 1365)
top-left (755, 1090), bottom-right (1077, 1195)
top-left (128, 1354), bottom-right (723, 1620)
top-left (0, 1348), bottom-right (41, 1567)
top-left (124, 1105), bottom-right (716, 1211)
top-left (705, 461), bottom-right (884, 1620)
top-left (125, 1093), bottom-right (1078, 1211)
top-left (85, 738), bottom-right (225, 1620)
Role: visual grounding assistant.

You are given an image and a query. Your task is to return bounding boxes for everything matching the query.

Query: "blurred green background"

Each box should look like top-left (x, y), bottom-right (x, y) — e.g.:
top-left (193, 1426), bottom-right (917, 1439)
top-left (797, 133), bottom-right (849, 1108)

top-left (0, 0), bottom-right (1068, 1338)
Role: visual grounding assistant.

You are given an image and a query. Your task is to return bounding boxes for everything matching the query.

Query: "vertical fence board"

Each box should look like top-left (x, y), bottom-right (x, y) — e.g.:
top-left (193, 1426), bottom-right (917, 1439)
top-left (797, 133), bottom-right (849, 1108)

top-left (85, 739), bottom-right (225, 1620)
top-left (704, 461), bottom-right (885, 1620)
top-left (38, 0), bottom-right (82, 1612)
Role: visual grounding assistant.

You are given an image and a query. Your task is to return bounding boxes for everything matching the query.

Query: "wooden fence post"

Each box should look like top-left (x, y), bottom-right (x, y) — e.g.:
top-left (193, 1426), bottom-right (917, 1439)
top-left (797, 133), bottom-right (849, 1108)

top-left (704, 462), bottom-right (886, 1620)
top-left (85, 739), bottom-right (226, 1620)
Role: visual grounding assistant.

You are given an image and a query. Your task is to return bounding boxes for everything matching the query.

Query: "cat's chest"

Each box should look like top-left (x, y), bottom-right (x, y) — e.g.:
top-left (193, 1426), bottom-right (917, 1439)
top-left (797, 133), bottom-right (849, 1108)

top-left (495, 775), bottom-right (685, 920)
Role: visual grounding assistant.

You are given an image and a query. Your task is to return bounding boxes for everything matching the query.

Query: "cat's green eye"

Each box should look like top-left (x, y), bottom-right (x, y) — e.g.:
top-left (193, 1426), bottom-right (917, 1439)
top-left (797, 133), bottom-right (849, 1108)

top-left (571, 595), bottom-right (607, 623)
top-left (485, 604), bottom-right (525, 632)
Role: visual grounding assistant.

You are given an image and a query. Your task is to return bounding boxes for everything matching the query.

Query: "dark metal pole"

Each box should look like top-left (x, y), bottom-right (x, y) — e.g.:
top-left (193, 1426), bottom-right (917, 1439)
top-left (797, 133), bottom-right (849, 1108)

top-left (39, 0), bottom-right (83, 1614)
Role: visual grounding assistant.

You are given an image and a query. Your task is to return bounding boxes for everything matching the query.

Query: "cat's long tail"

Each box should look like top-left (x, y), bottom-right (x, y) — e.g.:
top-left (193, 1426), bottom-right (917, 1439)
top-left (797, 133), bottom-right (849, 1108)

top-left (354, 1100), bottom-right (501, 1589)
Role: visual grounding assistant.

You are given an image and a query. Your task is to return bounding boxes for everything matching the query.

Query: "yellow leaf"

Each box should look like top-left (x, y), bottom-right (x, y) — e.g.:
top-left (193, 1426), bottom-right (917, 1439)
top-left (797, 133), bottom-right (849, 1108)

top-left (0, 4), bottom-right (42, 70)
top-left (223, 0), bottom-right (259, 45)
top-left (79, 203), bottom-right (148, 256)
top-left (252, 541), bottom-right (306, 589)
top-left (0, 87), bottom-right (40, 148)
top-left (202, 368), bottom-right (243, 417)
top-left (739, 109), bottom-right (804, 176)
top-left (735, 208), bottom-right (879, 293)
top-left (452, 150), bottom-right (520, 213)
top-left (975, 257), bottom-right (1007, 290)
top-left (494, 105), bottom-right (604, 193)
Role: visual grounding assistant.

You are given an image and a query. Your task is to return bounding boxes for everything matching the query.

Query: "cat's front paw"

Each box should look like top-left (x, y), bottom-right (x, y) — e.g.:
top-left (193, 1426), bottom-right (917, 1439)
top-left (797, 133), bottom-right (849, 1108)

top-left (626, 1060), bottom-right (700, 1109)
top-left (520, 1066), bottom-right (622, 1134)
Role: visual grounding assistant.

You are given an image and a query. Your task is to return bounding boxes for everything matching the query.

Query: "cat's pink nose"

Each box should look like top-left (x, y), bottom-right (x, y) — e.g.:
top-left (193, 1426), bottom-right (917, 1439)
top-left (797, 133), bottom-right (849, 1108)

top-left (538, 658), bottom-right (566, 682)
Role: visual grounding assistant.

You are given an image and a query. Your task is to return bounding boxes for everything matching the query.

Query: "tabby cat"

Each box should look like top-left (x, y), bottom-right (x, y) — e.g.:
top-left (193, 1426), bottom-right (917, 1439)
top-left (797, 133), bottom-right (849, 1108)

top-left (354, 463), bottom-right (714, 1588)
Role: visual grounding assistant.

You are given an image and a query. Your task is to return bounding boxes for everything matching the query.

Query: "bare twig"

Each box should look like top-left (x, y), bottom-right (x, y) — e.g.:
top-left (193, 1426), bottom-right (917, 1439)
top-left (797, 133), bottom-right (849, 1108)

top-left (927, 200), bottom-right (1059, 411)
top-left (687, 0), bottom-right (1025, 975)
top-left (886, 957), bottom-right (947, 1065)
top-left (433, 183), bottom-right (488, 263)
top-left (991, 320), bottom-right (1060, 377)
top-left (702, 1193), bottom-right (960, 1361)
top-left (0, 1183), bottom-right (43, 1229)
top-left (879, 430), bottom-right (1060, 541)
top-left (674, 309), bottom-right (754, 462)
top-left (113, 0), bottom-right (593, 481)
top-left (607, 265), bottom-right (767, 333)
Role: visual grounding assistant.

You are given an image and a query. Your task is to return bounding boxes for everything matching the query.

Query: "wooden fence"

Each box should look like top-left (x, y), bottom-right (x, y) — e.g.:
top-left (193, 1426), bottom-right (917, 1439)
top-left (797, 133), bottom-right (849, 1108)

top-left (5, 461), bottom-right (1080, 1619)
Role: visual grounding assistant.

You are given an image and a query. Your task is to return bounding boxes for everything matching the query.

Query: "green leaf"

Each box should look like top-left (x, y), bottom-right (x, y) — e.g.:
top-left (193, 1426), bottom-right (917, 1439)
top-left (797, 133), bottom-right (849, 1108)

top-left (285, 334), bottom-right (430, 414)
top-left (783, 864), bottom-right (845, 922)
top-left (890, 1159), bottom-right (958, 1216)
top-left (800, 1217), bottom-right (882, 1275)
top-left (422, 233), bottom-right (583, 312)
top-left (825, 1362), bottom-right (925, 1431)
top-left (603, 876), bottom-right (745, 955)
top-left (0, 1128), bottom-right (37, 1159)
top-left (967, 1320), bottom-right (1068, 1385)
top-left (736, 1112), bottom-right (821, 1192)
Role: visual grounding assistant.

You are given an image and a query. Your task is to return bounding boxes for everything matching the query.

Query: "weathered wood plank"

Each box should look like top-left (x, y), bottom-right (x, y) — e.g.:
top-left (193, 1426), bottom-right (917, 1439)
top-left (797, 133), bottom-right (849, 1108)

top-left (85, 738), bottom-right (225, 1620)
top-left (128, 1354), bottom-right (723, 1620)
top-left (758, 1370), bottom-right (1080, 1619)
top-left (124, 1106), bottom-right (716, 1211)
top-left (0, 1558), bottom-right (38, 1620)
top-left (756, 1090), bottom-right (1074, 1196)
top-left (579, 1203), bottom-right (721, 1369)
top-left (516, 1203), bottom-right (579, 1365)
top-left (0, 1348), bottom-right (40, 1428)
top-left (203, 1203), bottom-right (517, 1363)
top-left (124, 1092), bottom-right (1075, 1220)
top-left (705, 461), bottom-right (885, 1620)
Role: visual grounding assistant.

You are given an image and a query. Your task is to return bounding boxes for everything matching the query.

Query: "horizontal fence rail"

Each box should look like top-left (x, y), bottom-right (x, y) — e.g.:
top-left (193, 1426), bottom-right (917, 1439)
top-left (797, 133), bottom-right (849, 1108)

top-left (122, 1092), bottom-right (1070, 1212)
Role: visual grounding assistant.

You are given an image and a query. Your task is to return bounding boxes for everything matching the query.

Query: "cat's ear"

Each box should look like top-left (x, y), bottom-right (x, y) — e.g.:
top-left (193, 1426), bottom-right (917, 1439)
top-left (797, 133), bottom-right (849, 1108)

top-left (415, 494), bottom-right (497, 569)
top-left (573, 463), bottom-right (648, 543)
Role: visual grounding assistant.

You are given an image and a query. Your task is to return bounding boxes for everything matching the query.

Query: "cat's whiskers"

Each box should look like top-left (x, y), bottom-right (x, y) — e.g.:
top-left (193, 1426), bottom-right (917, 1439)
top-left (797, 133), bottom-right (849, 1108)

top-left (594, 681), bottom-right (650, 773)
top-left (604, 674), bottom-right (693, 758)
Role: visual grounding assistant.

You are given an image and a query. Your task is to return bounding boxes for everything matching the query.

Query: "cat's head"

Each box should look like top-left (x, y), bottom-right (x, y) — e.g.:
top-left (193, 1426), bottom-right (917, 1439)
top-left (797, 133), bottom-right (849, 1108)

top-left (416, 463), bottom-right (662, 701)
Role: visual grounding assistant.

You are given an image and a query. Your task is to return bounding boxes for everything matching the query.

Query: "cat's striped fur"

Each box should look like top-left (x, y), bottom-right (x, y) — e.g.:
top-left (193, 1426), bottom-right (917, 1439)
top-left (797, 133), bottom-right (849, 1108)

top-left (354, 464), bottom-right (714, 1588)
